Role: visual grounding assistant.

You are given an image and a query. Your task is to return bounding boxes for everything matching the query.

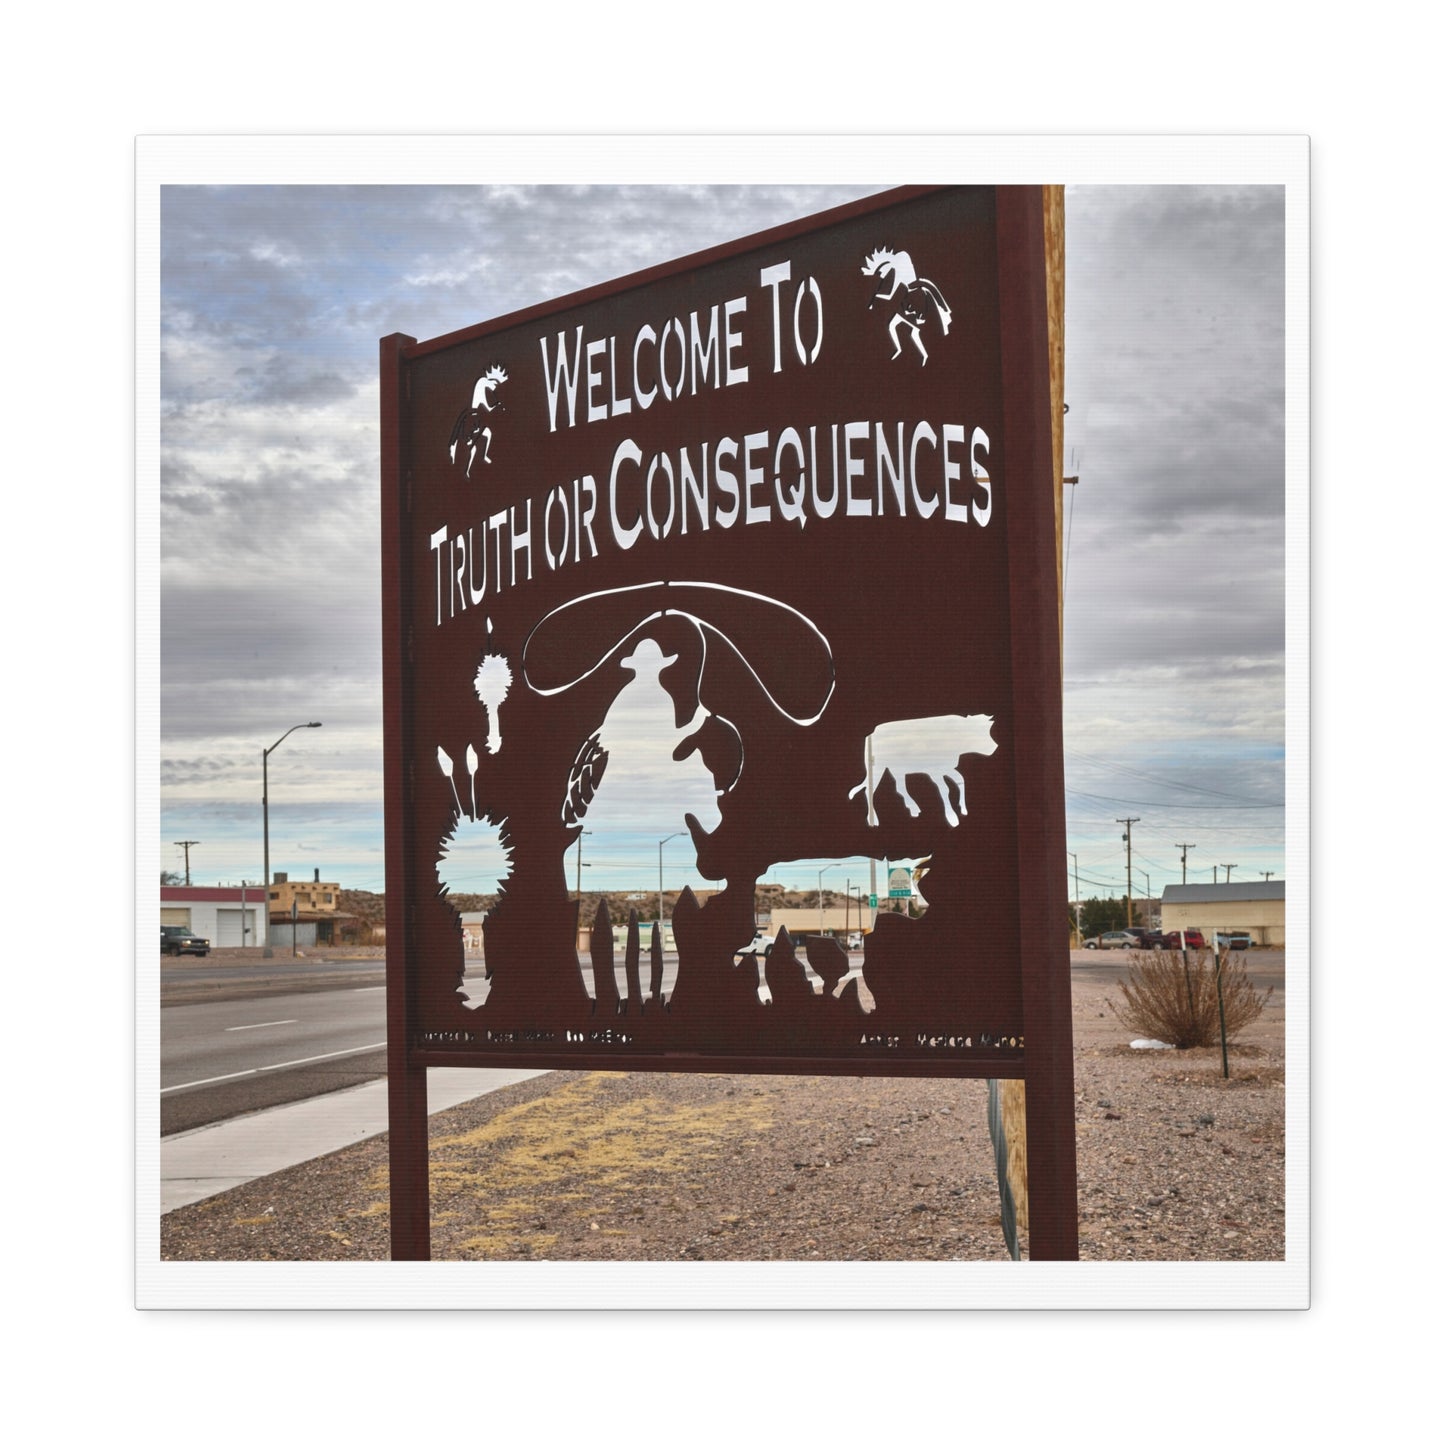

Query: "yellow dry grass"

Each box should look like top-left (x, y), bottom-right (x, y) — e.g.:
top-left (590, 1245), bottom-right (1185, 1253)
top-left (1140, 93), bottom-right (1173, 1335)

top-left (400, 1073), bottom-right (775, 1257)
top-left (344, 1200), bottom-right (389, 1220)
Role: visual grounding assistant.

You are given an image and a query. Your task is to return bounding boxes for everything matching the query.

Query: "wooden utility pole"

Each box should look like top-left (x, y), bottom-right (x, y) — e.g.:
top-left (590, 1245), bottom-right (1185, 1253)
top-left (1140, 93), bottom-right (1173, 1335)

top-left (996, 184), bottom-right (1072, 1257)
top-left (173, 840), bottom-right (200, 886)
top-left (1117, 817), bottom-right (1138, 927)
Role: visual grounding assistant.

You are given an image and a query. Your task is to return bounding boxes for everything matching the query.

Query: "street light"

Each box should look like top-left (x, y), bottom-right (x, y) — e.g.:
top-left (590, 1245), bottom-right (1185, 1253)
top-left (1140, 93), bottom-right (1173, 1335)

top-left (574, 830), bottom-right (593, 898)
top-left (819, 862), bottom-right (843, 936)
top-left (262, 722), bottom-right (322, 956)
top-left (658, 832), bottom-right (685, 937)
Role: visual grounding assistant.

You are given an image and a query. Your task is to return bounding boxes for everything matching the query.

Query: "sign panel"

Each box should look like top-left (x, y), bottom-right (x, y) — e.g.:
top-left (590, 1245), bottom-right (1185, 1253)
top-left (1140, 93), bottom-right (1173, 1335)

top-left (383, 187), bottom-right (1065, 1079)
top-left (888, 867), bottom-right (914, 900)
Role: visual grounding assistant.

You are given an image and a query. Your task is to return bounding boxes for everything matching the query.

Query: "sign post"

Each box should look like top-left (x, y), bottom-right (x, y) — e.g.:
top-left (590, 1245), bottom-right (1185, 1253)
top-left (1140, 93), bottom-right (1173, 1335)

top-left (381, 186), bottom-right (1075, 1260)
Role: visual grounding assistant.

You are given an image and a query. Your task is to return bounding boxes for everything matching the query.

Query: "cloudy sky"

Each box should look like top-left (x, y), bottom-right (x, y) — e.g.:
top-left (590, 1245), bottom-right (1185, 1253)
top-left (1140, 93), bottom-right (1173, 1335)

top-left (155, 171), bottom-right (1291, 907)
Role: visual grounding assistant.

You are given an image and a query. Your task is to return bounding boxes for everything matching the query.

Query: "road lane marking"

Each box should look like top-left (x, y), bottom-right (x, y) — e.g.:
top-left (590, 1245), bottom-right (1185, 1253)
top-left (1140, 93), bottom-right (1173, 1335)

top-left (160, 1066), bottom-right (258, 1092)
top-left (225, 1019), bottom-right (298, 1032)
top-left (266, 1044), bottom-right (384, 1071)
top-left (160, 1041), bottom-right (385, 1094)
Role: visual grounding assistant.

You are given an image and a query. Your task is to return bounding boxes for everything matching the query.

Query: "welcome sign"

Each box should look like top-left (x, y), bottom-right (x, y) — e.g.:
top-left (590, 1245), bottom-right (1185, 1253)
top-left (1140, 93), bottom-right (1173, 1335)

top-left (381, 185), bottom-right (1074, 1256)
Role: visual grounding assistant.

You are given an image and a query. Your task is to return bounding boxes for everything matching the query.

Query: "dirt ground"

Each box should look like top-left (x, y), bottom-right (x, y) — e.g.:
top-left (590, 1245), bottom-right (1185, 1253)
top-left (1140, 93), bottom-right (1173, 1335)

top-left (159, 952), bottom-right (1286, 1263)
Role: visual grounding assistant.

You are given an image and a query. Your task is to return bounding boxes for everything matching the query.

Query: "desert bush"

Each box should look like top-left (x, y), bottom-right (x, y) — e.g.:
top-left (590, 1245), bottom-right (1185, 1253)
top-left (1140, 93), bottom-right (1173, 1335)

top-left (1108, 950), bottom-right (1273, 1049)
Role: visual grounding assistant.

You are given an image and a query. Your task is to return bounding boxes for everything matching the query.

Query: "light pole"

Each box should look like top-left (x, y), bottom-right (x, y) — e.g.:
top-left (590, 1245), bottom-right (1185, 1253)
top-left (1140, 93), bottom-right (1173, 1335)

top-left (658, 832), bottom-right (685, 936)
top-left (263, 722), bottom-right (322, 956)
top-left (575, 830), bottom-right (592, 898)
top-left (819, 862), bottom-right (842, 936)
top-left (1069, 851), bottom-right (1081, 947)
top-left (239, 879), bottom-right (256, 948)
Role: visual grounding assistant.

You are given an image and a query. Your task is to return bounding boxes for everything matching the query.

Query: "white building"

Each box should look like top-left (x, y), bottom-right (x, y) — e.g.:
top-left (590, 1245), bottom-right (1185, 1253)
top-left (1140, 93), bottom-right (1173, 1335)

top-left (1160, 881), bottom-right (1286, 948)
top-left (160, 885), bottom-right (265, 948)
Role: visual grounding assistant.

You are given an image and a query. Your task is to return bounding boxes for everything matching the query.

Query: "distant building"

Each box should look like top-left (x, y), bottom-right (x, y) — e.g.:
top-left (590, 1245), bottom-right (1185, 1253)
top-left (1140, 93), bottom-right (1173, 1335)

top-left (771, 905), bottom-right (875, 940)
top-left (459, 911), bottom-right (487, 954)
top-left (1160, 881), bottom-right (1285, 948)
top-left (268, 869), bottom-right (339, 916)
top-left (161, 885), bottom-right (264, 948)
top-left (265, 869), bottom-right (355, 948)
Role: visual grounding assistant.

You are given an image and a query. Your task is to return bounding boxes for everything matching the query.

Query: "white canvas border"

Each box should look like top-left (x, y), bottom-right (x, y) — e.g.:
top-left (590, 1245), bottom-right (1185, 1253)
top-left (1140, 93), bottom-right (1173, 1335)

top-left (136, 132), bottom-right (1308, 1311)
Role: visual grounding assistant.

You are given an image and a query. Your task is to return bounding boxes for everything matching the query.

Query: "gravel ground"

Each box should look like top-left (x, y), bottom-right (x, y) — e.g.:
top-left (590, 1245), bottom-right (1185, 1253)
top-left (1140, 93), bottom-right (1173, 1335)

top-left (159, 953), bottom-right (1286, 1263)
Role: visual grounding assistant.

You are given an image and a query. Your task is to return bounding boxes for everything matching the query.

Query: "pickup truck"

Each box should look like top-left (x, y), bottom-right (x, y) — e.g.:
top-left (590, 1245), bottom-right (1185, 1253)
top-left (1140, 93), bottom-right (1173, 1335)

top-left (1215, 933), bottom-right (1253, 951)
top-left (734, 931), bottom-right (775, 961)
top-left (161, 924), bottom-right (210, 957)
top-left (1130, 929), bottom-right (1205, 951)
top-left (1161, 929), bottom-right (1207, 950)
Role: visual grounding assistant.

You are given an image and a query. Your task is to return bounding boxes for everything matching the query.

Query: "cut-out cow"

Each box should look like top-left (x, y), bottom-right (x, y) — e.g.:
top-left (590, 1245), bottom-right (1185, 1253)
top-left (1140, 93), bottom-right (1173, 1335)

top-left (849, 714), bottom-right (998, 827)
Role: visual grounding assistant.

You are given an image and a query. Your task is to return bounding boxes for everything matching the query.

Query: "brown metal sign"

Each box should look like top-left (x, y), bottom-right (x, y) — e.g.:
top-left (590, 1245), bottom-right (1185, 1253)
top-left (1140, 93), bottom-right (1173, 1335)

top-left (381, 186), bottom-right (1074, 1257)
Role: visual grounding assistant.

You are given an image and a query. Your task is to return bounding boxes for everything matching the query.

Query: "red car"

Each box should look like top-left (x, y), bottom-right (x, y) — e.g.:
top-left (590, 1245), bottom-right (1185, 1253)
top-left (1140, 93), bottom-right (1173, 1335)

top-left (1161, 929), bottom-right (1207, 950)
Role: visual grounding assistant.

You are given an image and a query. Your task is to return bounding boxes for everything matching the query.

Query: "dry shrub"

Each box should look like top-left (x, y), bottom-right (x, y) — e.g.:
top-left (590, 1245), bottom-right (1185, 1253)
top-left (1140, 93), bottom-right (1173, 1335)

top-left (1108, 950), bottom-right (1273, 1049)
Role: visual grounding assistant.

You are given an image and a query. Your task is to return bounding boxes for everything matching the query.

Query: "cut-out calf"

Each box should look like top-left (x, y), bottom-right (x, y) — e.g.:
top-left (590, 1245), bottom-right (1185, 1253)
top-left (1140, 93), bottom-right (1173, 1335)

top-left (850, 714), bottom-right (998, 827)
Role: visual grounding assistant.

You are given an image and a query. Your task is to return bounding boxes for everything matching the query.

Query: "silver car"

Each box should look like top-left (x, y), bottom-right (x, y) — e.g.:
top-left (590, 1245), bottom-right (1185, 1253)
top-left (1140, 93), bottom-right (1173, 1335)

top-left (1085, 930), bottom-right (1136, 950)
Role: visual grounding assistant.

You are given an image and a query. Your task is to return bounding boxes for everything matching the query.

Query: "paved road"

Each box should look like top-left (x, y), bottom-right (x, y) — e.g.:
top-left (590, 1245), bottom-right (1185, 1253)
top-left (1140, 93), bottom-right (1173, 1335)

top-left (160, 955), bottom-right (386, 1004)
top-left (160, 947), bottom-right (1283, 1135)
top-left (1069, 946), bottom-right (1285, 995)
top-left (161, 985), bottom-right (389, 1134)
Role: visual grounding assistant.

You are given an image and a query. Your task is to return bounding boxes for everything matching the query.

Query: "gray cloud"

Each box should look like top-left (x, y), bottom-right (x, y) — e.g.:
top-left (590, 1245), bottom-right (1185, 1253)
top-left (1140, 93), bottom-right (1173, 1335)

top-left (158, 182), bottom-right (1287, 892)
top-left (1061, 183), bottom-right (1285, 711)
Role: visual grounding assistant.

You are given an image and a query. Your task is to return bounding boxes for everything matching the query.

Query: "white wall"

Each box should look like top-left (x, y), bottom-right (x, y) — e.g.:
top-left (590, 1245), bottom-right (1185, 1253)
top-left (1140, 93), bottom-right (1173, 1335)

top-left (161, 890), bottom-right (265, 947)
top-left (160, 896), bottom-right (262, 948)
top-left (215, 907), bottom-right (262, 946)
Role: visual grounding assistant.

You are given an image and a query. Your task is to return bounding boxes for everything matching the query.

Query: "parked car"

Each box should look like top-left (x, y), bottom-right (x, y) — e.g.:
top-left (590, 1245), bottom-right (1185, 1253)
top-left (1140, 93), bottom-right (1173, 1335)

top-left (1161, 929), bottom-right (1207, 950)
top-left (160, 924), bottom-right (210, 957)
top-left (1122, 928), bottom-right (1150, 947)
top-left (1215, 933), bottom-right (1253, 951)
top-left (1084, 930), bottom-right (1136, 950)
top-left (1137, 930), bottom-right (1168, 950)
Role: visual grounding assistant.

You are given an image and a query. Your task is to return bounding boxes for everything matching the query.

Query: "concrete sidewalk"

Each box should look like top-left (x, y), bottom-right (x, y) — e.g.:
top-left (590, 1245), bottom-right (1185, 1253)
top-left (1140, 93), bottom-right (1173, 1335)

top-left (161, 1068), bottom-right (547, 1213)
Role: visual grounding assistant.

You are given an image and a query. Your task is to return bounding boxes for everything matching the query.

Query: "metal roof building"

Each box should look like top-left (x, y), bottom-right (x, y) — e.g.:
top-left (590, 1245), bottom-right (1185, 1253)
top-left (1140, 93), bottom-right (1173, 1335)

top-left (1160, 881), bottom-right (1285, 948)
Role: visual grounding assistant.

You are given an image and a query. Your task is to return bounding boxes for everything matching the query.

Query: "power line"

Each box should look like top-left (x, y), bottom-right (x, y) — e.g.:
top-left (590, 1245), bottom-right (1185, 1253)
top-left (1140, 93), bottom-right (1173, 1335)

top-left (1065, 747), bottom-right (1282, 806)
top-left (1066, 787), bottom-right (1282, 811)
top-left (1067, 817), bottom-right (1283, 839)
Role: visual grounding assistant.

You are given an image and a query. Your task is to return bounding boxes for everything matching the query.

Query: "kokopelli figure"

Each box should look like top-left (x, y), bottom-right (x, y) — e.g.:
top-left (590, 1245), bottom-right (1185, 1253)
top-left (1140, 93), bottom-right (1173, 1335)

top-left (861, 247), bottom-right (952, 365)
top-left (448, 365), bottom-right (508, 475)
